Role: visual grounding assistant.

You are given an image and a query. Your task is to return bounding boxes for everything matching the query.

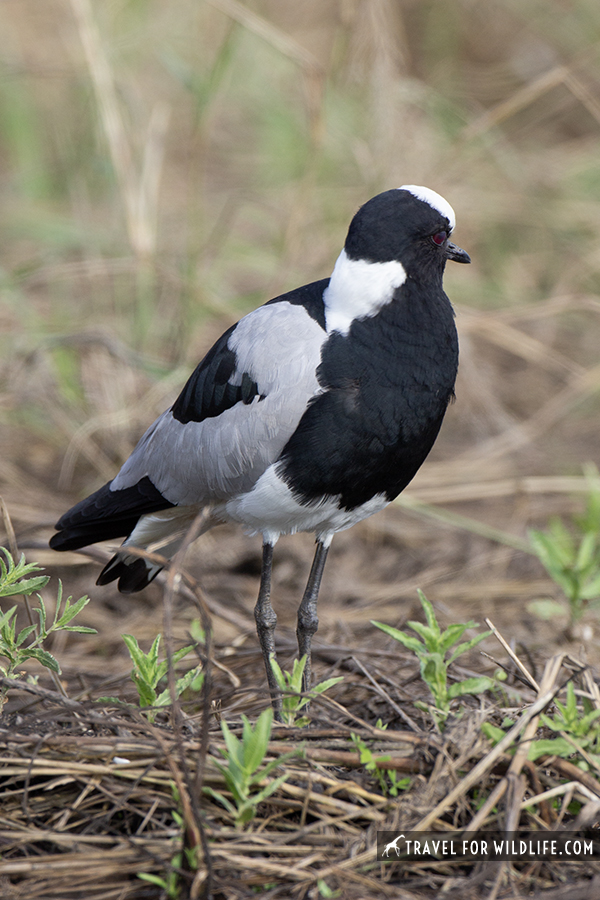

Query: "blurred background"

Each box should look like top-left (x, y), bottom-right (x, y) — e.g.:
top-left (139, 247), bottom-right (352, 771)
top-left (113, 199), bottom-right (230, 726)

top-left (2, 0), bottom-right (600, 701)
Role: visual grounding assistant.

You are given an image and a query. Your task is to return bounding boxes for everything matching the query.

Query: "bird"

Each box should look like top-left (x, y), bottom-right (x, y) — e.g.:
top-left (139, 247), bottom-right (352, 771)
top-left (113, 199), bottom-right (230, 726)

top-left (50, 185), bottom-right (470, 718)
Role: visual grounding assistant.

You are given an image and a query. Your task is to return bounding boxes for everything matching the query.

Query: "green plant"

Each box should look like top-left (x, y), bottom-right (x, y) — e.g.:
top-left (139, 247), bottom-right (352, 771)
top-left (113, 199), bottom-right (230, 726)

top-left (529, 488), bottom-right (600, 627)
top-left (483, 681), bottom-right (600, 768)
top-left (317, 879), bottom-right (342, 898)
top-left (0, 548), bottom-right (95, 710)
top-left (270, 655), bottom-right (343, 726)
top-left (372, 590), bottom-right (495, 727)
top-left (137, 783), bottom-right (198, 900)
top-left (119, 633), bottom-right (204, 722)
top-left (204, 707), bottom-right (297, 827)
top-left (350, 733), bottom-right (411, 797)
top-left (138, 846), bottom-right (190, 899)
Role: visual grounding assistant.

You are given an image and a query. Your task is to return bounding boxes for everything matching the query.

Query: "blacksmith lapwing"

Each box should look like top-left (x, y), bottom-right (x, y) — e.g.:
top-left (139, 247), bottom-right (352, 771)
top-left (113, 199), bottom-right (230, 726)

top-left (50, 185), bottom-right (470, 715)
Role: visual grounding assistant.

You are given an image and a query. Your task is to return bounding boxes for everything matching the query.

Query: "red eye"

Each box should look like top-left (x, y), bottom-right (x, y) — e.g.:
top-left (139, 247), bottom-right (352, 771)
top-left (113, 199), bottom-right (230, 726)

top-left (431, 231), bottom-right (448, 246)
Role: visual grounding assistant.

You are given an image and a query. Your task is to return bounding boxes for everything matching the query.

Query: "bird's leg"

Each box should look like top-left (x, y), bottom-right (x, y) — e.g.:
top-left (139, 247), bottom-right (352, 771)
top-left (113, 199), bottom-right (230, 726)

top-left (297, 539), bottom-right (330, 700)
top-left (254, 541), bottom-right (282, 720)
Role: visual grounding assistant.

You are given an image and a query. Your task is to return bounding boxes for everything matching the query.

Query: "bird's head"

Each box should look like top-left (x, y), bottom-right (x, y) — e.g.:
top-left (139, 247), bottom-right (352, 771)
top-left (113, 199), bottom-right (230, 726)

top-left (344, 185), bottom-right (470, 282)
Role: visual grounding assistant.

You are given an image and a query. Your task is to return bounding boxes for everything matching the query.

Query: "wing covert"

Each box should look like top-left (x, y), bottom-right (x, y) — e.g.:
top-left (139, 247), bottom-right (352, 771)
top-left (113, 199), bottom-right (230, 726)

top-left (112, 298), bottom-right (328, 507)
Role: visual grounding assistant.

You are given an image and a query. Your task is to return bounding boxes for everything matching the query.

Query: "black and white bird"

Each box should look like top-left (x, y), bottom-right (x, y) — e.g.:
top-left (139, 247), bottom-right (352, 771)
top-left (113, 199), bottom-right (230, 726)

top-left (50, 185), bottom-right (470, 714)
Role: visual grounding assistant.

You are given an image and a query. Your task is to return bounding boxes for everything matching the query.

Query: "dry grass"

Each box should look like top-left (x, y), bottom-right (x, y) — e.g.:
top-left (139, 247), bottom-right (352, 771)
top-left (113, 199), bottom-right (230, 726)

top-left (2, 0), bottom-right (600, 897)
top-left (3, 642), bottom-right (600, 899)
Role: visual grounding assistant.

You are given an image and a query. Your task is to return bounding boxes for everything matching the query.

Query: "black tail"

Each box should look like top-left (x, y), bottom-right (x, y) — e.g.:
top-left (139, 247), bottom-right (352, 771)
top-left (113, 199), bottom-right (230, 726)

top-left (49, 515), bottom-right (143, 553)
top-left (50, 477), bottom-right (174, 553)
top-left (96, 553), bottom-right (163, 593)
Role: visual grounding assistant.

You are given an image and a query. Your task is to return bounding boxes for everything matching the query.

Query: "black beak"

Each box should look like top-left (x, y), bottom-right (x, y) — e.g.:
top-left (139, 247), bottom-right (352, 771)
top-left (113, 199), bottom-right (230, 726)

top-left (445, 242), bottom-right (471, 264)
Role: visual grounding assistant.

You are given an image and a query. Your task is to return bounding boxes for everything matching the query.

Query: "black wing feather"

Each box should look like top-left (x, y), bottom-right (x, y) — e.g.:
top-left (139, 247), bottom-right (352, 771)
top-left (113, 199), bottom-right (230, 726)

top-left (171, 324), bottom-right (261, 425)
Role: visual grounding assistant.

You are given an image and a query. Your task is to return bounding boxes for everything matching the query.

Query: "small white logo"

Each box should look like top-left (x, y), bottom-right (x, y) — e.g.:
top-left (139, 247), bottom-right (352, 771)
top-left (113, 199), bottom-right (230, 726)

top-left (382, 834), bottom-right (405, 858)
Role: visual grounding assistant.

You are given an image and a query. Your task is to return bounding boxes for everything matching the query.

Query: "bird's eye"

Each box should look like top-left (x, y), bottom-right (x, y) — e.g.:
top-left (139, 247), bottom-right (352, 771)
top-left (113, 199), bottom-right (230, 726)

top-left (431, 231), bottom-right (448, 246)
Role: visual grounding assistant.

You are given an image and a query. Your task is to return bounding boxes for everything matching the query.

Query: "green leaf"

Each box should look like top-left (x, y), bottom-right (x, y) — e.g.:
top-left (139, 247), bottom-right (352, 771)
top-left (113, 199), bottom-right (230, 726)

top-left (0, 547), bottom-right (48, 581)
top-left (530, 526), bottom-right (572, 571)
top-left (151, 644), bottom-right (197, 694)
top-left (170, 643), bottom-right (196, 666)
top-left (234, 799), bottom-right (257, 826)
top-left (371, 620), bottom-right (424, 654)
top-left (527, 738), bottom-right (577, 761)
top-left (122, 633), bottom-right (161, 688)
top-left (0, 575), bottom-right (49, 597)
top-left (132, 674), bottom-right (157, 708)
top-left (36, 595), bottom-right (48, 635)
top-left (580, 574), bottom-right (600, 600)
top-left (249, 772), bottom-right (288, 805)
top-left (448, 675), bottom-right (496, 698)
top-left (317, 878), bottom-right (337, 898)
top-left (151, 686), bottom-right (174, 709)
top-left (15, 624), bottom-right (37, 647)
top-left (418, 591), bottom-right (440, 635)
top-left (190, 670), bottom-right (205, 691)
top-left (270, 656), bottom-right (340, 726)
top-left (481, 723), bottom-right (508, 744)
top-left (21, 647), bottom-right (60, 673)
top-left (269, 657), bottom-right (287, 691)
top-left (174, 665), bottom-right (203, 695)
top-left (563, 682), bottom-right (578, 721)
top-left (437, 622), bottom-right (473, 654)
top-left (188, 618), bottom-right (207, 644)
top-left (137, 874), bottom-right (169, 888)
top-left (310, 675), bottom-right (344, 695)
top-left (579, 708), bottom-right (600, 731)
top-left (154, 666), bottom-right (203, 707)
top-left (446, 630), bottom-right (491, 665)
top-left (50, 580), bottom-right (64, 628)
top-left (203, 785), bottom-right (237, 815)
top-left (1, 621), bottom-right (16, 646)
top-left (54, 593), bottom-right (91, 628)
top-left (289, 656), bottom-right (307, 692)
top-left (60, 626), bottom-right (97, 634)
top-left (122, 633), bottom-right (145, 667)
top-left (0, 605), bottom-right (17, 632)
top-left (576, 531), bottom-right (597, 571)
top-left (221, 719), bottom-right (244, 770)
top-left (258, 747), bottom-right (300, 780)
top-left (526, 598), bottom-right (567, 620)
top-left (407, 620), bottom-right (441, 651)
top-left (243, 708), bottom-right (273, 774)
top-left (145, 635), bottom-right (162, 678)
top-left (293, 715), bottom-right (311, 728)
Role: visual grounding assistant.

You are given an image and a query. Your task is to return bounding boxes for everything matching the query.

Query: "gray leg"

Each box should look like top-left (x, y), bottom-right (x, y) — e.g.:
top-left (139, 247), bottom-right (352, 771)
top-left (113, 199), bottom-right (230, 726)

top-left (254, 541), bottom-right (282, 720)
top-left (297, 540), bottom-right (330, 696)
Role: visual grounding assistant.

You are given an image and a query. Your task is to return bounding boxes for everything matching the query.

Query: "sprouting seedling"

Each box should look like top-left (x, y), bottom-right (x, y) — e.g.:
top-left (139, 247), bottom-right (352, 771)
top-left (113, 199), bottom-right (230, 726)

top-left (483, 681), bottom-right (600, 769)
top-left (372, 590), bottom-right (495, 727)
top-left (203, 707), bottom-right (298, 827)
top-left (102, 633), bottom-right (204, 722)
top-left (350, 732), bottom-right (411, 797)
top-left (0, 548), bottom-right (95, 711)
top-left (529, 487), bottom-right (600, 627)
top-left (270, 655), bottom-right (343, 726)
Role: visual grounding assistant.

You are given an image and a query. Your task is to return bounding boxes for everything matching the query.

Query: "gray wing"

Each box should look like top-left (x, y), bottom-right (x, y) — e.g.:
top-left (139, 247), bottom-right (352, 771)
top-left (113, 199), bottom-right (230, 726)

top-left (111, 300), bottom-right (327, 505)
